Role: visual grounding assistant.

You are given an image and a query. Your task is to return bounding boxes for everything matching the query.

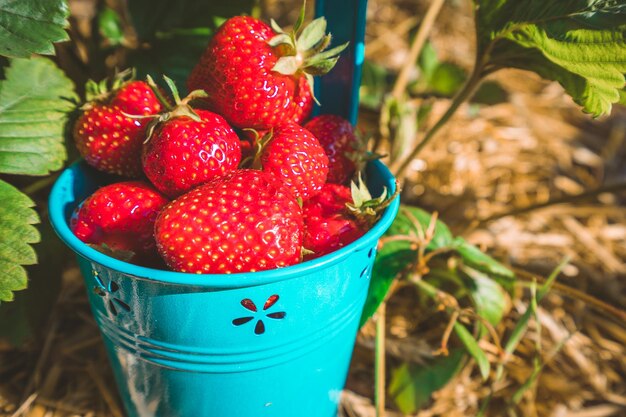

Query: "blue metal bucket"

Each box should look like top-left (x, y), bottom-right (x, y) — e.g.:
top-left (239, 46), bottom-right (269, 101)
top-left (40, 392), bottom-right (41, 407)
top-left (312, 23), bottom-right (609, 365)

top-left (49, 2), bottom-right (397, 415)
top-left (49, 160), bottom-right (398, 417)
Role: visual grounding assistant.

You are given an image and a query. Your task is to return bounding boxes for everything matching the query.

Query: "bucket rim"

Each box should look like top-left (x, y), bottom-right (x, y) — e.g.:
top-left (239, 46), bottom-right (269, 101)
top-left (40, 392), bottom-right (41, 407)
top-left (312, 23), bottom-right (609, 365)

top-left (49, 159), bottom-right (400, 289)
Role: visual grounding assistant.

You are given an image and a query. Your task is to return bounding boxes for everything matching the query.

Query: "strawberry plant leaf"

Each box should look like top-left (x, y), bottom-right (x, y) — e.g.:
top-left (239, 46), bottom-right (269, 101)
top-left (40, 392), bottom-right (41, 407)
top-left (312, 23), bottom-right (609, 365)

top-left (476, 0), bottom-right (626, 117)
top-left (389, 349), bottom-right (465, 414)
top-left (454, 321), bottom-right (490, 381)
top-left (462, 266), bottom-right (508, 328)
top-left (395, 206), bottom-right (454, 250)
top-left (98, 7), bottom-right (125, 47)
top-left (453, 237), bottom-right (515, 289)
top-left (0, 57), bottom-right (77, 176)
top-left (0, 179), bottom-right (40, 303)
top-left (360, 205), bottom-right (454, 326)
top-left (359, 239), bottom-right (416, 327)
top-left (0, 0), bottom-right (69, 58)
top-left (359, 59), bottom-right (389, 110)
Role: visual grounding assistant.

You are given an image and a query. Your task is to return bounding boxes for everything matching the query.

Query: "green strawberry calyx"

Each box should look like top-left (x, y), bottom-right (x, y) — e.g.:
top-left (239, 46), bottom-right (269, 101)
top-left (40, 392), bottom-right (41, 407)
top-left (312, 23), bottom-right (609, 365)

top-left (268, 0), bottom-right (349, 104)
top-left (82, 68), bottom-right (135, 109)
top-left (347, 172), bottom-right (400, 228)
top-left (138, 75), bottom-right (208, 143)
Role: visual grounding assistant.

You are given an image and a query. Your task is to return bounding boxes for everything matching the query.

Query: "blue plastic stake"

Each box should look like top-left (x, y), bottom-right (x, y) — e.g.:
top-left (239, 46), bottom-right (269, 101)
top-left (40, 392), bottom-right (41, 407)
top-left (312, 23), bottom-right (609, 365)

top-left (314, 0), bottom-right (369, 125)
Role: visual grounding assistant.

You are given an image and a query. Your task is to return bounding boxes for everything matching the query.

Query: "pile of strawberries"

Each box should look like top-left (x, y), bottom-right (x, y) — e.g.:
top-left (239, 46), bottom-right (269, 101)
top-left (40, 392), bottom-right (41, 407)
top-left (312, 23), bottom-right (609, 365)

top-left (70, 10), bottom-right (395, 274)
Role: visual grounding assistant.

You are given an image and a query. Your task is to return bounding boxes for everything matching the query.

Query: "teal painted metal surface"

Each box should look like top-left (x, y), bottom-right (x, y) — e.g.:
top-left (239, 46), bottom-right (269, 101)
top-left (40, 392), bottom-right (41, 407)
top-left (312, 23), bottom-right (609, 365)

top-left (315, 0), bottom-right (369, 124)
top-left (49, 160), bottom-right (398, 417)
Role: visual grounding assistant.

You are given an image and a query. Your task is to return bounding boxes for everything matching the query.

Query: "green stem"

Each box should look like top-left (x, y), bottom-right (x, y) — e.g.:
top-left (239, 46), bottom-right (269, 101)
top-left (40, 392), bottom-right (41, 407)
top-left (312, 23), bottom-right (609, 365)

top-left (145, 75), bottom-right (174, 111)
top-left (375, 302), bottom-right (387, 417)
top-left (391, 65), bottom-right (485, 179)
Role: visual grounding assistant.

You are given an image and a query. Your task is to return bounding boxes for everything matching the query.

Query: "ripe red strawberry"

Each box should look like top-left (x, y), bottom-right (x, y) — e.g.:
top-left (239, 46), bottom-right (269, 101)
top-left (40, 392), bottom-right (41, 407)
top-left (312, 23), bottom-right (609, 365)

top-left (111, 80), bottom-right (163, 115)
top-left (303, 183), bottom-right (363, 259)
top-left (303, 176), bottom-right (399, 260)
top-left (187, 10), bottom-right (347, 129)
top-left (70, 181), bottom-right (169, 266)
top-left (252, 122), bottom-right (328, 200)
top-left (142, 77), bottom-right (241, 198)
top-left (154, 170), bottom-right (303, 274)
top-left (304, 115), bottom-right (358, 184)
top-left (74, 74), bottom-right (162, 177)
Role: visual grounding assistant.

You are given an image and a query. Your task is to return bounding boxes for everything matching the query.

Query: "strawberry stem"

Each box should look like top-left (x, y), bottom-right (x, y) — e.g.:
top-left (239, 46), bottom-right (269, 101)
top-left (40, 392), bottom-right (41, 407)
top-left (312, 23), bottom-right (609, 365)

top-left (249, 130), bottom-right (274, 170)
top-left (163, 75), bottom-right (181, 104)
top-left (142, 77), bottom-right (210, 144)
top-left (146, 75), bottom-right (174, 111)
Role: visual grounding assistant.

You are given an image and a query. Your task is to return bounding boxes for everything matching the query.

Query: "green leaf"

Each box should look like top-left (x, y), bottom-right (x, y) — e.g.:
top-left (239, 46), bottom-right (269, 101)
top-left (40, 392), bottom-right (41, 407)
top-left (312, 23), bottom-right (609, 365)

top-left (0, 179), bottom-right (40, 303)
top-left (359, 59), bottom-right (389, 109)
top-left (360, 205), bottom-right (455, 326)
top-left (99, 7), bottom-right (125, 46)
top-left (0, 57), bottom-right (76, 176)
top-left (359, 240), bottom-right (416, 327)
top-left (462, 266), bottom-right (508, 327)
top-left (430, 63), bottom-right (467, 96)
top-left (389, 350), bottom-right (465, 414)
top-left (419, 41), bottom-right (440, 82)
top-left (619, 86), bottom-right (626, 104)
top-left (412, 62), bottom-right (467, 97)
top-left (496, 258), bottom-right (568, 379)
top-left (454, 321), bottom-right (490, 381)
top-left (473, 80), bottom-right (509, 105)
top-left (454, 237), bottom-right (515, 288)
top-left (0, 0), bottom-right (69, 58)
top-left (476, 0), bottom-right (626, 117)
top-left (397, 206), bottom-right (455, 250)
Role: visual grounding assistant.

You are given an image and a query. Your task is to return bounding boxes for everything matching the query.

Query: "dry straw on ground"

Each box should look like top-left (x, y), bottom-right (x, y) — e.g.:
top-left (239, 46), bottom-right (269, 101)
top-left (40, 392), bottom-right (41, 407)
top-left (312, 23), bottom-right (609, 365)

top-left (1, 0), bottom-right (625, 416)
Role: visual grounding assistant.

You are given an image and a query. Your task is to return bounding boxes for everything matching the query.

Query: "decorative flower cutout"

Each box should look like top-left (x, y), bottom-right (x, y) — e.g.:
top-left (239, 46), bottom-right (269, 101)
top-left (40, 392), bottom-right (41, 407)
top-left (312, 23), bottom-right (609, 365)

top-left (92, 271), bottom-right (130, 316)
top-left (232, 295), bottom-right (286, 335)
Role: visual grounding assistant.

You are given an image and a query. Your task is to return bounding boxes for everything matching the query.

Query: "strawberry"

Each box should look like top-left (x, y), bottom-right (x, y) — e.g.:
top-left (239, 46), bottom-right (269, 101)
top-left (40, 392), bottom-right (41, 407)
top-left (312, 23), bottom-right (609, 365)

top-left (303, 183), bottom-right (363, 259)
top-left (111, 80), bottom-right (164, 115)
top-left (142, 77), bottom-right (241, 198)
top-left (154, 169), bottom-right (303, 274)
top-left (74, 72), bottom-right (162, 177)
top-left (70, 181), bottom-right (169, 266)
top-left (187, 6), bottom-right (347, 129)
top-left (249, 122), bottom-right (328, 200)
top-left (304, 115), bottom-right (358, 184)
top-left (303, 176), bottom-right (400, 260)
